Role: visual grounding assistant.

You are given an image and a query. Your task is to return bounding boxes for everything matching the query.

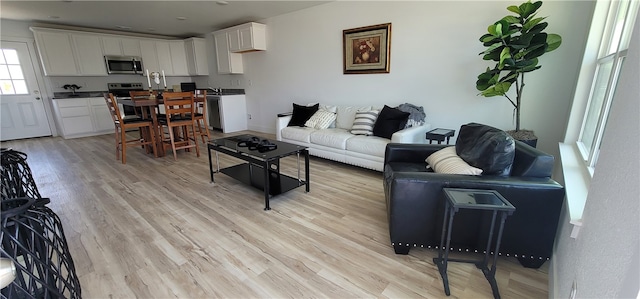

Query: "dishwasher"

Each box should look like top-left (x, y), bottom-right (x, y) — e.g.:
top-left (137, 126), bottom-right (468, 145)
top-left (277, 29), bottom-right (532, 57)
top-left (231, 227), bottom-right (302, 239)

top-left (207, 96), bottom-right (222, 131)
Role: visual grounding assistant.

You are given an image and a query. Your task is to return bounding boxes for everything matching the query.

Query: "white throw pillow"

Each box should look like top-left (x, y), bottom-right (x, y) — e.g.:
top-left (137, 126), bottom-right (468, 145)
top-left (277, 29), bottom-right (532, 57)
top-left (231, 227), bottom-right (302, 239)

top-left (425, 146), bottom-right (483, 175)
top-left (305, 110), bottom-right (337, 129)
top-left (350, 110), bottom-right (380, 135)
top-left (336, 106), bottom-right (372, 129)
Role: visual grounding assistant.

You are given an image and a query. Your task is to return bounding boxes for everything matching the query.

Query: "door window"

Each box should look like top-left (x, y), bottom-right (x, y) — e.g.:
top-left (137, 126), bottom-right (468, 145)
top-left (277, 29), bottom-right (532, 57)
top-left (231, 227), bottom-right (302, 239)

top-left (0, 49), bottom-right (28, 95)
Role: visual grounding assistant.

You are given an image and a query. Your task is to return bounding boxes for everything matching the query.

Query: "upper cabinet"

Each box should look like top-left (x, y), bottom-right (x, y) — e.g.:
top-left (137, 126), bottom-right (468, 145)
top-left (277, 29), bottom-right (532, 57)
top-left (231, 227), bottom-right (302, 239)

top-left (213, 32), bottom-right (243, 74)
top-left (184, 38), bottom-right (209, 76)
top-left (31, 28), bottom-right (108, 76)
top-left (227, 22), bottom-right (267, 53)
top-left (102, 36), bottom-right (141, 56)
top-left (140, 39), bottom-right (189, 76)
top-left (71, 34), bottom-right (108, 75)
top-left (168, 40), bottom-right (189, 76)
top-left (31, 26), bottom-right (200, 77)
top-left (32, 29), bottom-right (79, 76)
top-left (212, 22), bottom-right (266, 74)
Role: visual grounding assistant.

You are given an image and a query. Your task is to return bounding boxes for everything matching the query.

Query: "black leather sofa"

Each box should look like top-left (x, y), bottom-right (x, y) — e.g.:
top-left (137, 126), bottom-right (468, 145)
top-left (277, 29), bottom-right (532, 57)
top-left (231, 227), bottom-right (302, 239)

top-left (383, 128), bottom-right (565, 268)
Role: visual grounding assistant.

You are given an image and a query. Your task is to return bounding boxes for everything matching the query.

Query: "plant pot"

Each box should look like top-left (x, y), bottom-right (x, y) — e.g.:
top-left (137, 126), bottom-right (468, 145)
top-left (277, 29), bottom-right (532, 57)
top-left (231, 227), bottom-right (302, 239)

top-left (507, 130), bottom-right (538, 148)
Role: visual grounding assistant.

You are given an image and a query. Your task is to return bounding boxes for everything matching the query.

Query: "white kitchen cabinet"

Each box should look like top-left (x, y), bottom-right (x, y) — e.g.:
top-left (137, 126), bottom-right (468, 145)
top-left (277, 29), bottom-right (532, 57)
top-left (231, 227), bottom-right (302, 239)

top-left (53, 97), bottom-right (113, 139)
top-left (218, 95), bottom-right (247, 133)
top-left (71, 34), bottom-right (108, 75)
top-left (184, 38), bottom-right (209, 76)
top-left (139, 39), bottom-right (160, 74)
top-left (168, 40), bottom-right (189, 76)
top-left (31, 28), bottom-right (108, 76)
top-left (140, 39), bottom-right (188, 76)
top-left (213, 31), bottom-right (243, 74)
top-left (89, 97), bottom-right (114, 132)
top-left (31, 29), bottom-right (79, 76)
top-left (102, 36), bottom-right (141, 56)
top-left (154, 40), bottom-right (173, 75)
top-left (227, 22), bottom-right (267, 53)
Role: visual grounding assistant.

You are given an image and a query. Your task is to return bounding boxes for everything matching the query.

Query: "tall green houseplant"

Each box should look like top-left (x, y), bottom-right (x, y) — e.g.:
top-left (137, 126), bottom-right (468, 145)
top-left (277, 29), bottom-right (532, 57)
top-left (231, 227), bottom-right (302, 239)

top-left (476, 0), bottom-right (562, 143)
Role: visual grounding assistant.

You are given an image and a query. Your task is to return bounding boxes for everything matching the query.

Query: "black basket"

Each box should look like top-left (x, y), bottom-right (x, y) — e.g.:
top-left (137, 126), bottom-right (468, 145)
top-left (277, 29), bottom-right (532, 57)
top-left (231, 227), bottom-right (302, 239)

top-left (1, 198), bottom-right (81, 299)
top-left (1, 149), bottom-right (42, 201)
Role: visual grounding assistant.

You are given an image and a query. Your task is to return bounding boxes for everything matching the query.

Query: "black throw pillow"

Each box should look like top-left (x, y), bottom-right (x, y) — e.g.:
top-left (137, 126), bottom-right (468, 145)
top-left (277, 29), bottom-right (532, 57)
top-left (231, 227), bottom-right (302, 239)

top-left (372, 105), bottom-right (410, 139)
top-left (287, 103), bottom-right (319, 127)
top-left (455, 123), bottom-right (515, 176)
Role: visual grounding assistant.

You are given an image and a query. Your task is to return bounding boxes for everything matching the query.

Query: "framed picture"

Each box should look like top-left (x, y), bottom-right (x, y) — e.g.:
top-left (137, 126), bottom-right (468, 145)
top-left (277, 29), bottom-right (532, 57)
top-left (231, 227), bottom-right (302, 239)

top-left (343, 23), bottom-right (391, 74)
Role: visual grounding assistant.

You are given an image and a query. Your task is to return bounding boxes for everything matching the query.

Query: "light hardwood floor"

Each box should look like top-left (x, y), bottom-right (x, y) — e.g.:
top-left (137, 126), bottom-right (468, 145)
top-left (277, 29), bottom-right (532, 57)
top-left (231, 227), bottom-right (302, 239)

top-left (2, 131), bottom-right (549, 298)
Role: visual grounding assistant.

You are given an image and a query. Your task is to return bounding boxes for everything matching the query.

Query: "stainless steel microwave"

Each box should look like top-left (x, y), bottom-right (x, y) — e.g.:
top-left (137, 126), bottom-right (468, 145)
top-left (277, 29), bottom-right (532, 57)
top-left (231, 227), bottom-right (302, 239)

top-left (104, 55), bottom-right (143, 75)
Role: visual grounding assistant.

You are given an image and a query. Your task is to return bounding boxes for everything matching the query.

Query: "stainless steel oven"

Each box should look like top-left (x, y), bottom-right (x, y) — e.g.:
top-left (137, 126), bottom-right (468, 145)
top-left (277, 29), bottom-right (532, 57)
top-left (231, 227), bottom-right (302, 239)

top-left (107, 82), bottom-right (144, 116)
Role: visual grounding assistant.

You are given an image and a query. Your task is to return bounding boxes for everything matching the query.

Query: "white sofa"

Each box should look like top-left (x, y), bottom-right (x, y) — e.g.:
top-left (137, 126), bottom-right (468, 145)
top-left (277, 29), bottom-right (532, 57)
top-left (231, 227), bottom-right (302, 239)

top-left (276, 105), bottom-right (430, 171)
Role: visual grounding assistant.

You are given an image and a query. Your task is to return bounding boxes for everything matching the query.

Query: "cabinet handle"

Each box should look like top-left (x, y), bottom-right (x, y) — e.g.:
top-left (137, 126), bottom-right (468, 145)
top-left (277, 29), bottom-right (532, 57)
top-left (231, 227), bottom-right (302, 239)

top-left (35, 97), bottom-right (41, 100)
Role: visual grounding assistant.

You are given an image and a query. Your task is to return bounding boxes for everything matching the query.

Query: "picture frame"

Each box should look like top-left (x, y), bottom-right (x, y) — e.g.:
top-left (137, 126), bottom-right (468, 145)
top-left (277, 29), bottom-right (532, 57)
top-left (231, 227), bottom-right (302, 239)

top-left (343, 23), bottom-right (391, 74)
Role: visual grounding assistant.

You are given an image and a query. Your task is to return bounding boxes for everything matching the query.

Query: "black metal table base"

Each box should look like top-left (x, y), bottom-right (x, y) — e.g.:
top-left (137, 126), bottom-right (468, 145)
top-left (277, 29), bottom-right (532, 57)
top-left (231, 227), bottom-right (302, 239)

top-left (207, 139), bottom-right (309, 210)
top-left (434, 188), bottom-right (514, 299)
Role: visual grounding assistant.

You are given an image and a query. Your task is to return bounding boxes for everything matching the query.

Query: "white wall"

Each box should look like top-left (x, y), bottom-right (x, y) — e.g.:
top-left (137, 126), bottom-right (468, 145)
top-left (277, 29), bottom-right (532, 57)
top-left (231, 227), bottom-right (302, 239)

top-left (552, 14), bottom-right (640, 299)
top-left (209, 1), bottom-right (594, 158)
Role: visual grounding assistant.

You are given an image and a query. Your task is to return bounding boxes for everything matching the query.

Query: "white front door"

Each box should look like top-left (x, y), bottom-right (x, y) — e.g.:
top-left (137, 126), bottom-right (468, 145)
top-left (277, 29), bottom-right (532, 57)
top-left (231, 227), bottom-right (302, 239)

top-left (0, 41), bottom-right (51, 141)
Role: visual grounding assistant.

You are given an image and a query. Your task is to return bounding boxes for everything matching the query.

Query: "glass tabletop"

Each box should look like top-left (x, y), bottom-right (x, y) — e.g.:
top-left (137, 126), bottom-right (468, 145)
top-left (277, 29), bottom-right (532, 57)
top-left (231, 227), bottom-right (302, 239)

top-left (209, 134), bottom-right (307, 160)
top-left (443, 188), bottom-right (515, 212)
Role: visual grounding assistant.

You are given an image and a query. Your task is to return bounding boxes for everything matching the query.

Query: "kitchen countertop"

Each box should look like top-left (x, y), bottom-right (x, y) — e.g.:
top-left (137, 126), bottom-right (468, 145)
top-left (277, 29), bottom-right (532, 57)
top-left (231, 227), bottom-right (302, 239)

top-left (53, 91), bottom-right (106, 99)
top-left (53, 88), bottom-right (245, 99)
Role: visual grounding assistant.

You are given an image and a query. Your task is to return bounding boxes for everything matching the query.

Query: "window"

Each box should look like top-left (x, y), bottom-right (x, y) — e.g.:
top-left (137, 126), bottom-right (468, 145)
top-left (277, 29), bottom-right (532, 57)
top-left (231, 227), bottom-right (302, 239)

top-left (577, 0), bottom-right (638, 172)
top-left (0, 48), bottom-right (28, 95)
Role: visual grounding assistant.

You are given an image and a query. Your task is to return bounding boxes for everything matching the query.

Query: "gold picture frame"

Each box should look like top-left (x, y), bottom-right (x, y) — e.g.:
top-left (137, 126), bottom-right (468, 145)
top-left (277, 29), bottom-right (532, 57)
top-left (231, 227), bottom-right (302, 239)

top-left (343, 23), bottom-right (391, 74)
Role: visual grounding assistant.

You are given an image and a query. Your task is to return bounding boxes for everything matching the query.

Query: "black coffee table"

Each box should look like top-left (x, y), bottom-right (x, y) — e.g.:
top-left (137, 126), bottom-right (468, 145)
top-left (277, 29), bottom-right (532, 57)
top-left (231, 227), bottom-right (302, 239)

top-left (207, 135), bottom-right (310, 210)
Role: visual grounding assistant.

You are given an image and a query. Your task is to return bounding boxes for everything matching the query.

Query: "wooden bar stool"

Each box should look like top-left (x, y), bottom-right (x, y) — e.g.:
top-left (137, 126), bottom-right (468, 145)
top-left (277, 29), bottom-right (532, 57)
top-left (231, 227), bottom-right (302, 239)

top-left (103, 93), bottom-right (157, 164)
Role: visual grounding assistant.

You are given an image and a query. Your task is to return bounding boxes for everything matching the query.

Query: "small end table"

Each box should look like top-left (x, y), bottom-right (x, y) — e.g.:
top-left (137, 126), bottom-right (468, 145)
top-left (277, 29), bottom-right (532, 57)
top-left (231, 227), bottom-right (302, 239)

top-left (426, 128), bottom-right (455, 144)
top-left (433, 188), bottom-right (515, 299)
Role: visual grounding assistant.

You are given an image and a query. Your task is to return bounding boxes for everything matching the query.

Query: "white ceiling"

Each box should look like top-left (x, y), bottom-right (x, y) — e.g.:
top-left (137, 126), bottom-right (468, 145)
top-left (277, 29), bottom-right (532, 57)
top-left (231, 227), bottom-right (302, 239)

top-left (0, 0), bottom-right (331, 38)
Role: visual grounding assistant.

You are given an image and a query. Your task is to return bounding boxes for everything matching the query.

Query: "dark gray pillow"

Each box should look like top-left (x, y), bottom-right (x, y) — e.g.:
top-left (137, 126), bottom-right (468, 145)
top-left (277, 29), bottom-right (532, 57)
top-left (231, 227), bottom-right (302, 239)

top-left (455, 123), bottom-right (515, 176)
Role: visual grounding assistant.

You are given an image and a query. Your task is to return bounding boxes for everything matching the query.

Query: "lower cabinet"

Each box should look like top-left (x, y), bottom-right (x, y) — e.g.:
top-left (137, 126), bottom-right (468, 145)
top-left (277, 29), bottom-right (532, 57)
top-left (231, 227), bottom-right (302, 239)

top-left (53, 97), bottom-right (114, 139)
top-left (219, 95), bottom-right (247, 133)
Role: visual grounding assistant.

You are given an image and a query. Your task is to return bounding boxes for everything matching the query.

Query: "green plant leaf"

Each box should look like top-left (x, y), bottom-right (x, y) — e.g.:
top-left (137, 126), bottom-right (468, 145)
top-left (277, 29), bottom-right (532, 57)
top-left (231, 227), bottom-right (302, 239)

top-left (479, 43), bottom-right (503, 56)
top-left (511, 32), bottom-right (534, 49)
top-left (501, 71), bottom-right (519, 83)
top-left (499, 47), bottom-right (511, 69)
top-left (546, 33), bottom-right (562, 52)
top-left (502, 16), bottom-right (520, 24)
top-left (507, 5), bottom-right (521, 15)
top-left (521, 65), bottom-right (542, 72)
top-left (488, 24), bottom-right (498, 36)
top-left (523, 16), bottom-right (545, 32)
top-left (528, 22), bottom-right (548, 35)
top-left (520, 1), bottom-right (542, 19)
top-left (480, 82), bottom-right (512, 97)
top-left (480, 33), bottom-right (496, 43)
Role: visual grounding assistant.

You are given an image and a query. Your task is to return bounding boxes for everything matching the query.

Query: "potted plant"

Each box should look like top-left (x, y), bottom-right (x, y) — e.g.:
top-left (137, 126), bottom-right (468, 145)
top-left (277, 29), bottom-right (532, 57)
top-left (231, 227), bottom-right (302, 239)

top-left (475, 0), bottom-right (562, 147)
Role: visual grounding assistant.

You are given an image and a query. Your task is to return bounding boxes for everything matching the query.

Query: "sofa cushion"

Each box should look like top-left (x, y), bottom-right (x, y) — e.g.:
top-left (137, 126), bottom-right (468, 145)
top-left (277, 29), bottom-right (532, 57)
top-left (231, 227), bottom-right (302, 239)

top-left (346, 135), bottom-right (390, 157)
top-left (288, 103), bottom-right (319, 127)
top-left (350, 110), bottom-right (379, 135)
top-left (281, 126), bottom-right (317, 143)
top-left (373, 105), bottom-right (410, 139)
top-left (310, 128), bottom-right (354, 150)
top-left (425, 146), bottom-right (483, 175)
top-left (319, 105), bottom-right (338, 128)
top-left (336, 106), bottom-right (372, 130)
top-left (455, 123), bottom-right (515, 176)
top-left (305, 110), bottom-right (337, 129)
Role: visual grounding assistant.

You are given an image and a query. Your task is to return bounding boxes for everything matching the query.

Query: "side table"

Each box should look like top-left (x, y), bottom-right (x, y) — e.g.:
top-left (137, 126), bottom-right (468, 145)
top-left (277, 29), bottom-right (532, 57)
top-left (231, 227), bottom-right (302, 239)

top-left (433, 188), bottom-right (515, 299)
top-left (426, 128), bottom-right (455, 144)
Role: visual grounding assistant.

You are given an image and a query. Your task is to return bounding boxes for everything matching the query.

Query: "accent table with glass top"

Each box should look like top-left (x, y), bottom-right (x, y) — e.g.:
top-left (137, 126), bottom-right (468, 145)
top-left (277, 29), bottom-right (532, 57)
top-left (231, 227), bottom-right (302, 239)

top-left (207, 135), bottom-right (310, 210)
top-left (433, 188), bottom-right (515, 299)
